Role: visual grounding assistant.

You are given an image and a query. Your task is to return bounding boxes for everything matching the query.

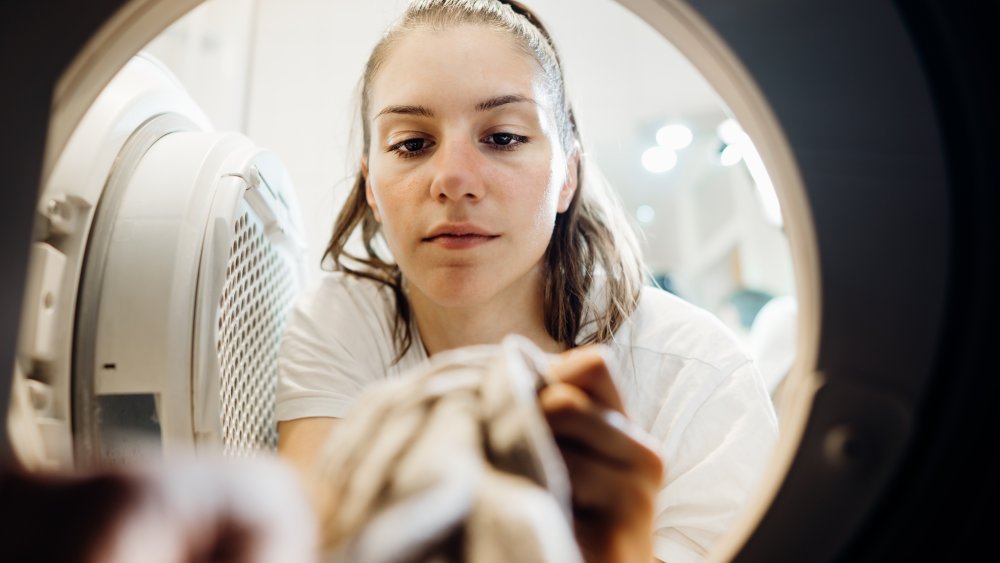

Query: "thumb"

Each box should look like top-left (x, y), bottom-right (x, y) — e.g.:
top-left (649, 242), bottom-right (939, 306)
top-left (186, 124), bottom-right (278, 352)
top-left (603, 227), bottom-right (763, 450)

top-left (548, 345), bottom-right (624, 414)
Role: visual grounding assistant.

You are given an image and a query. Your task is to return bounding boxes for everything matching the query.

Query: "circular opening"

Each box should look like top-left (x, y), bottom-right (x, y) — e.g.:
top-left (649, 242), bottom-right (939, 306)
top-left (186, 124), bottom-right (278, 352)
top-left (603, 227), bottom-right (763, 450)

top-left (45, 0), bottom-right (818, 560)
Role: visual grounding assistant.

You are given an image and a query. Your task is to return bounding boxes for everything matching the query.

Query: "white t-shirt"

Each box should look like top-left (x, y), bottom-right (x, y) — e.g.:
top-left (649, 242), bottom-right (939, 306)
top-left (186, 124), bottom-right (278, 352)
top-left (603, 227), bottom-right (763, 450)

top-left (276, 271), bottom-right (778, 563)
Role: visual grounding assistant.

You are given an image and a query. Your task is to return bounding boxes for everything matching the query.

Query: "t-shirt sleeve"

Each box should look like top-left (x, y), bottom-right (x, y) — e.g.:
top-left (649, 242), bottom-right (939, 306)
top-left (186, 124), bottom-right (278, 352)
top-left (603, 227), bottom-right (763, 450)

top-left (650, 359), bottom-right (779, 563)
top-left (275, 274), bottom-right (396, 421)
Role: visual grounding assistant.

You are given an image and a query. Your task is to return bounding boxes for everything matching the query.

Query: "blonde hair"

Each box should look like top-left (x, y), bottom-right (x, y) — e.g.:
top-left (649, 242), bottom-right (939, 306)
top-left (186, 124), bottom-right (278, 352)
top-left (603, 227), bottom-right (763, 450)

top-left (324, 0), bottom-right (644, 360)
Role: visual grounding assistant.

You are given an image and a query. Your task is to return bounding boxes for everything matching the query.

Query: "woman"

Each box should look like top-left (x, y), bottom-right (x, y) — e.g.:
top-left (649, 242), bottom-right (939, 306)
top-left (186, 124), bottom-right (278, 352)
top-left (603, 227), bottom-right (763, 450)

top-left (276, 1), bottom-right (778, 561)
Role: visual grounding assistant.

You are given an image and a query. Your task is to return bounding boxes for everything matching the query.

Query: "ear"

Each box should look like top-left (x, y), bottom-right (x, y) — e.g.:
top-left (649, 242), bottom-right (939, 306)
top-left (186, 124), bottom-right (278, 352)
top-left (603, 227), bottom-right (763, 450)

top-left (557, 147), bottom-right (580, 213)
top-left (362, 158), bottom-right (382, 223)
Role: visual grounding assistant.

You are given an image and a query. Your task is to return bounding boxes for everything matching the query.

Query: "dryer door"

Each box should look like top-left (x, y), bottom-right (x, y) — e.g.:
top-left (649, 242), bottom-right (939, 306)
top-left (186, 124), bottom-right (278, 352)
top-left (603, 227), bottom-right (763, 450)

top-left (12, 53), bottom-right (306, 469)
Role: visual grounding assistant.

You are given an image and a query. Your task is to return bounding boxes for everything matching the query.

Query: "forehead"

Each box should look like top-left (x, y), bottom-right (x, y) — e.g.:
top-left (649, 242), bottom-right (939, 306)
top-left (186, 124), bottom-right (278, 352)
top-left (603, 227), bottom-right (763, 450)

top-left (370, 24), bottom-right (548, 112)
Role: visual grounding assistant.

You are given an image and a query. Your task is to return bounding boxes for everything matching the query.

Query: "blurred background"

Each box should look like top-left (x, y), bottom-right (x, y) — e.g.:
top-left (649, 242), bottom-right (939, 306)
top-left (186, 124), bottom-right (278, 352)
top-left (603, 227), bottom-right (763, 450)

top-left (141, 0), bottom-right (796, 386)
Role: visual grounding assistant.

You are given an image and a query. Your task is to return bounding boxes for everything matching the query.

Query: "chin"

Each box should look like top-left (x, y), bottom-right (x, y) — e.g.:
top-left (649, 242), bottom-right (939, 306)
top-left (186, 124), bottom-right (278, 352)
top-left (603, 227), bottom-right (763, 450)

top-left (426, 283), bottom-right (495, 309)
top-left (417, 270), bottom-right (501, 309)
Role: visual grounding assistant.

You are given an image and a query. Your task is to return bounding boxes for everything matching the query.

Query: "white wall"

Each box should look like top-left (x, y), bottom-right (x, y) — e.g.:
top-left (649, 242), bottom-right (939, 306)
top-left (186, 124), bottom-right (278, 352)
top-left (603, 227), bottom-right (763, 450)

top-left (245, 0), bottom-right (409, 275)
top-left (144, 0), bottom-right (254, 132)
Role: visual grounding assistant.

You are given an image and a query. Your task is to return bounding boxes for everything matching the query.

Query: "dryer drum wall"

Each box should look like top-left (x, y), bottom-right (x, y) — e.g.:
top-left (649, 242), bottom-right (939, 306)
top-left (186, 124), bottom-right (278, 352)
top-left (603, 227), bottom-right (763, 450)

top-left (0, 1), bottom-right (996, 562)
top-left (682, 1), bottom-right (998, 561)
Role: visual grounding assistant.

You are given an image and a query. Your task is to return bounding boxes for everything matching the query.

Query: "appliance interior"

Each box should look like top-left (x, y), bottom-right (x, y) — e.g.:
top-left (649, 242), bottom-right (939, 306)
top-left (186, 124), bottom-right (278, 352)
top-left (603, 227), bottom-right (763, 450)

top-left (2, 1), bottom-right (994, 562)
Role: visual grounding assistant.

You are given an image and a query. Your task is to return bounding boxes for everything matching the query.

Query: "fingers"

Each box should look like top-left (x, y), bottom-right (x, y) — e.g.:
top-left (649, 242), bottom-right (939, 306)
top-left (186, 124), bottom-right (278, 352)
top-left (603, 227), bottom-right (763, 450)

top-left (540, 382), bottom-right (664, 482)
top-left (550, 402), bottom-right (661, 563)
top-left (548, 345), bottom-right (625, 413)
top-left (559, 446), bottom-right (657, 517)
top-left (545, 345), bottom-right (663, 563)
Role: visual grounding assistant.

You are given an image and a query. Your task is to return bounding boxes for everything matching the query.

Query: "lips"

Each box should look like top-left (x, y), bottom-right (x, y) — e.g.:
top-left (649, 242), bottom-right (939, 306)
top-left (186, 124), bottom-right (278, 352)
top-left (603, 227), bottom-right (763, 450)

top-left (423, 223), bottom-right (500, 248)
top-left (423, 223), bottom-right (498, 240)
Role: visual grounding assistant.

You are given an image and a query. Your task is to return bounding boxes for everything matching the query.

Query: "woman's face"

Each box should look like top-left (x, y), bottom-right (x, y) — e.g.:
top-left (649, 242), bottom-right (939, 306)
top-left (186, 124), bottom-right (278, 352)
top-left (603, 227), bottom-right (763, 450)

top-left (364, 24), bottom-right (577, 309)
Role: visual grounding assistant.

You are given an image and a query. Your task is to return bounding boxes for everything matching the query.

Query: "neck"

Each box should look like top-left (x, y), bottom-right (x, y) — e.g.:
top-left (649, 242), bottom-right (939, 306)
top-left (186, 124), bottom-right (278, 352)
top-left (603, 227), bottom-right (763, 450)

top-left (408, 267), bottom-right (564, 356)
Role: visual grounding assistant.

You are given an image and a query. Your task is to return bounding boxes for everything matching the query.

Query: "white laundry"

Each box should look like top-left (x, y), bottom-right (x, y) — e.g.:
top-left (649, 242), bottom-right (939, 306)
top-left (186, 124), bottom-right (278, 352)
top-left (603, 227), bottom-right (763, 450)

top-left (312, 335), bottom-right (583, 563)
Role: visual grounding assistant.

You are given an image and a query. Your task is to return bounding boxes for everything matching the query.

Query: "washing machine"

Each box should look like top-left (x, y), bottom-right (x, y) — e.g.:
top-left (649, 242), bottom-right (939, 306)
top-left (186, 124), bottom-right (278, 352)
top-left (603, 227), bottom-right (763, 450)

top-left (0, 1), bottom-right (996, 561)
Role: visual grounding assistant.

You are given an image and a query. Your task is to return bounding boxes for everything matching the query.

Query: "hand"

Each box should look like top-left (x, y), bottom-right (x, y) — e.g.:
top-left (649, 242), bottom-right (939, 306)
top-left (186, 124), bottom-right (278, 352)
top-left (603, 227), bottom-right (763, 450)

top-left (0, 457), bottom-right (317, 563)
top-left (540, 346), bottom-right (665, 563)
top-left (98, 457), bottom-right (318, 563)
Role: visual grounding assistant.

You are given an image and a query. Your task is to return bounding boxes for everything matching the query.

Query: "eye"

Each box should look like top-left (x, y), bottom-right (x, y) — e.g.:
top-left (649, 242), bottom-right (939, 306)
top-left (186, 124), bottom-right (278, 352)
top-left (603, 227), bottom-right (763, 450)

top-left (388, 137), bottom-right (434, 158)
top-left (402, 139), bottom-right (427, 152)
top-left (483, 132), bottom-right (529, 150)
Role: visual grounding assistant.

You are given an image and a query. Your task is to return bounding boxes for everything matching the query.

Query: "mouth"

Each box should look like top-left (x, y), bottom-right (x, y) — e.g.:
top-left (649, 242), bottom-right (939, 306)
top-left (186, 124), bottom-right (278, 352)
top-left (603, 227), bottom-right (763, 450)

top-left (422, 224), bottom-right (500, 248)
top-left (423, 233), bottom-right (499, 242)
top-left (423, 223), bottom-right (499, 241)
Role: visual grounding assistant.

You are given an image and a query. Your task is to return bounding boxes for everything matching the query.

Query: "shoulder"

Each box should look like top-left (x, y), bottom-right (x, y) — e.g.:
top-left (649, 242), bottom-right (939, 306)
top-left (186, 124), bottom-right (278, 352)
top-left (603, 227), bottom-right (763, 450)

top-left (606, 285), bottom-right (763, 430)
top-left (620, 285), bottom-right (753, 373)
top-left (276, 271), bottom-right (403, 420)
top-left (283, 270), bottom-right (399, 360)
top-left (608, 286), bottom-right (777, 471)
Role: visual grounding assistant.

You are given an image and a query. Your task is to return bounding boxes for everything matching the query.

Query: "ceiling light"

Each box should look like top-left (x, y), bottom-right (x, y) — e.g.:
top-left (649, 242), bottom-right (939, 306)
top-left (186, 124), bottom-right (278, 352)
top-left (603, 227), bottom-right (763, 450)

top-left (741, 144), bottom-right (783, 227)
top-left (656, 124), bottom-right (693, 150)
top-left (720, 143), bottom-right (743, 166)
top-left (642, 146), bottom-right (677, 173)
top-left (716, 118), bottom-right (745, 145)
top-left (636, 205), bottom-right (655, 224)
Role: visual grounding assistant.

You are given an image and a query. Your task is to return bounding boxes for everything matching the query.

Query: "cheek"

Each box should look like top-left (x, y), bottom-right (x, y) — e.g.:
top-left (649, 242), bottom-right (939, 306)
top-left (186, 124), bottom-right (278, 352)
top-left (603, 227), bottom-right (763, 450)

top-left (531, 189), bottom-right (560, 241)
top-left (528, 156), bottom-right (565, 227)
top-left (501, 168), bottom-right (561, 247)
top-left (367, 169), bottom-right (421, 242)
top-left (367, 156), bottom-right (407, 214)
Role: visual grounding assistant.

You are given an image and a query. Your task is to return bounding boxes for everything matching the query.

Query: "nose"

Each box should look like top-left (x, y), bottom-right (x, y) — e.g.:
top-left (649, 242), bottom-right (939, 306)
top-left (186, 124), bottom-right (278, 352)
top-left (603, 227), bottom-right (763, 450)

top-left (429, 137), bottom-right (487, 203)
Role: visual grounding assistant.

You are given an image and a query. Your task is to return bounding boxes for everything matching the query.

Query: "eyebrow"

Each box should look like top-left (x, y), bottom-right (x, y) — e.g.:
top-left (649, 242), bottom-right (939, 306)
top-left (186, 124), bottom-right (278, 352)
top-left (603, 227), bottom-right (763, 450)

top-left (375, 104), bottom-right (435, 119)
top-left (475, 94), bottom-right (535, 112)
top-left (374, 94), bottom-right (535, 120)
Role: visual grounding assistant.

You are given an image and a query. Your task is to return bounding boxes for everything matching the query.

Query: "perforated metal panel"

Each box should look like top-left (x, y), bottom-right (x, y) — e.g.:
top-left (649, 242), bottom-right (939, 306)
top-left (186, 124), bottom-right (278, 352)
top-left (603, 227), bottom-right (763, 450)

top-left (217, 209), bottom-right (298, 456)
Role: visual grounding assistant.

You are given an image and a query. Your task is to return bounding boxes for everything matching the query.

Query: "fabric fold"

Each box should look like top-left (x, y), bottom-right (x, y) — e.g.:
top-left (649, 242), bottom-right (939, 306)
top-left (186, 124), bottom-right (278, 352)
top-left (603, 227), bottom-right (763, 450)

top-left (314, 335), bottom-right (583, 563)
